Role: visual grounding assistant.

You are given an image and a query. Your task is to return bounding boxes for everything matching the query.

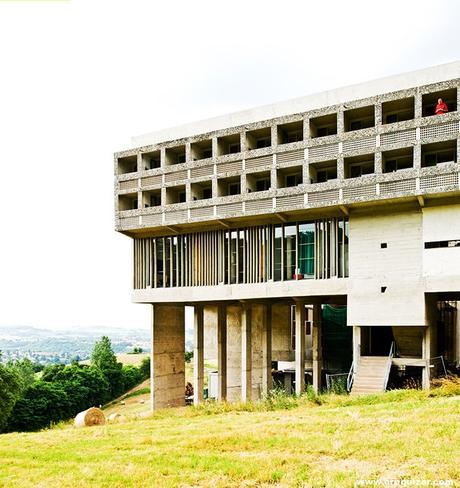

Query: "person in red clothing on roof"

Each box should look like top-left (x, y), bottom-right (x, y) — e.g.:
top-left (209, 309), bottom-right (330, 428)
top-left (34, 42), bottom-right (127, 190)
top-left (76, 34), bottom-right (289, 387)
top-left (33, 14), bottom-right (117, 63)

top-left (435, 98), bottom-right (449, 115)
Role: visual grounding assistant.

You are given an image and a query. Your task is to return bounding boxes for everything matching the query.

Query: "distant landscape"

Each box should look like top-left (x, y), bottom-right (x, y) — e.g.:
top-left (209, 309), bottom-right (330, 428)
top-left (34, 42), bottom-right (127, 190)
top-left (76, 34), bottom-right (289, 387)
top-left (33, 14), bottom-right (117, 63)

top-left (0, 324), bottom-right (194, 365)
top-left (0, 325), bottom-right (151, 364)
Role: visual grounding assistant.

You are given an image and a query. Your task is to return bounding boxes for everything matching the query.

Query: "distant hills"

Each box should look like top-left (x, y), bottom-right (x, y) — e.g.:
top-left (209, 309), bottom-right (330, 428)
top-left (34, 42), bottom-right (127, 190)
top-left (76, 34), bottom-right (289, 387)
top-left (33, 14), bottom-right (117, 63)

top-left (0, 324), bottom-right (151, 365)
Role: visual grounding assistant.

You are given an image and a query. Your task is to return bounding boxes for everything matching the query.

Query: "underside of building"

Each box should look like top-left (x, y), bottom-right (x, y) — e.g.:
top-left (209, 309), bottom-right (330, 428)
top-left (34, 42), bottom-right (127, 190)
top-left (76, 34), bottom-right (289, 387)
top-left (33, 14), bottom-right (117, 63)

top-left (114, 62), bottom-right (460, 408)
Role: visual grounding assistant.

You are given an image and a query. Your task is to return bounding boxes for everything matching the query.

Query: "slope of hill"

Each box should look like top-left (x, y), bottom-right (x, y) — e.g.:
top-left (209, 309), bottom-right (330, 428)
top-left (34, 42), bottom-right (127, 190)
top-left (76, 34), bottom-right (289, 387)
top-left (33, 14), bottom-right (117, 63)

top-left (0, 389), bottom-right (458, 487)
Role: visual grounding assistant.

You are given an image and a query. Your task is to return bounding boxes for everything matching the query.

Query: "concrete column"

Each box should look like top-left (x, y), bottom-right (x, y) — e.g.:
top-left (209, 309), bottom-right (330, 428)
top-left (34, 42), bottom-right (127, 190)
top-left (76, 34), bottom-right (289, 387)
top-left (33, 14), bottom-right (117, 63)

top-left (271, 125), bottom-right (278, 148)
top-left (150, 303), bottom-right (185, 410)
top-left (303, 116), bottom-right (310, 141)
top-left (353, 326), bottom-right (361, 374)
top-left (241, 302), bottom-right (252, 402)
top-left (413, 142), bottom-right (422, 170)
top-left (422, 324), bottom-right (431, 390)
top-left (217, 304), bottom-right (227, 401)
top-left (312, 303), bottom-right (323, 393)
top-left (337, 108), bottom-right (345, 134)
top-left (375, 103), bottom-right (382, 127)
top-left (375, 150), bottom-right (383, 174)
top-left (185, 142), bottom-right (192, 163)
top-left (414, 90), bottom-right (423, 119)
top-left (294, 301), bottom-right (306, 395)
top-left (337, 155), bottom-right (345, 180)
top-left (212, 136), bottom-right (218, 158)
top-left (227, 304), bottom-right (242, 402)
top-left (160, 147), bottom-right (167, 168)
top-left (261, 303), bottom-right (272, 395)
top-left (193, 305), bottom-right (204, 405)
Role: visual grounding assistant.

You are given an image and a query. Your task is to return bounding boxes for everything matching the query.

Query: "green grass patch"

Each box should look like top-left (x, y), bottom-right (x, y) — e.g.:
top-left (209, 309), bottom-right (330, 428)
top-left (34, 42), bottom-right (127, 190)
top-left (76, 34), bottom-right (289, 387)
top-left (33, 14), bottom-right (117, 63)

top-left (121, 387), bottom-right (150, 400)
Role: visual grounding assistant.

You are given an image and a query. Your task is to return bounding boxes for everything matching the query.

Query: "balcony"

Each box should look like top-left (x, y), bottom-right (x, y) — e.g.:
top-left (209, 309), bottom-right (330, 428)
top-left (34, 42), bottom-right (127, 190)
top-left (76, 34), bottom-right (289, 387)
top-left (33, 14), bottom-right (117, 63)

top-left (344, 105), bottom-right (375, 132)
top-left (310, 113), bottom-right (337, 138)
top-left (117, 155), bottom-right (137, 175)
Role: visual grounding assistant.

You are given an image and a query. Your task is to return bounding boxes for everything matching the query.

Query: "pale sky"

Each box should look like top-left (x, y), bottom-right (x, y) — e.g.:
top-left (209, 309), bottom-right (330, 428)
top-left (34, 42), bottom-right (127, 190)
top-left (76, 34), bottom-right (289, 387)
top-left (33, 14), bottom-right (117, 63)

top-left (0, 0), bottom-right (459, 330)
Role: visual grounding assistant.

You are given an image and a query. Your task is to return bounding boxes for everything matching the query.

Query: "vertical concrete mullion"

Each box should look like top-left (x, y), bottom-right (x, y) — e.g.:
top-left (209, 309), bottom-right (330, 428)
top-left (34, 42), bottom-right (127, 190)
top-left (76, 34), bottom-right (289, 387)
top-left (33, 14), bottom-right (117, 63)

top-left (217, 304), bottom-right (227, 401)
top-left (241, 302), bottom-right (252, 402)
top-left (295, 301), bottom-right (306, 395)
top-left (312, 302), bottom-right (323, 393)
top-left (262, 303), bottom-right (272, 395)
top-left (193, 305), bottom-right (204, 405)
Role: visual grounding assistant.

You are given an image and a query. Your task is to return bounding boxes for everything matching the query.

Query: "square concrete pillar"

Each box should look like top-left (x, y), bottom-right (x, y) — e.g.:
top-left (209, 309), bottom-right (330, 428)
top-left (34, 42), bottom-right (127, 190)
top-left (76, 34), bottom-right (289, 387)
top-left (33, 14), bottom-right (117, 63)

top-left (312, 303), bottom-right (323, 393)
top-left (150, 304), bottom-right (185, 410)
top-left (241, 302), bottom-right (252, 402)
top-left (193, 305), bottom-right (204, 405)
top-left (226, 304), bottom-right (242, 402)
top-left (422, 324), bottom-right (431, 390)
top-left (352, 326), bottom-right (361, 374)
top-left (217, 304), bottom-right (227, 401)
top-left (262, 303), bottom-right (273, 395)
top-left (294, 301), bottom-right (306, 395)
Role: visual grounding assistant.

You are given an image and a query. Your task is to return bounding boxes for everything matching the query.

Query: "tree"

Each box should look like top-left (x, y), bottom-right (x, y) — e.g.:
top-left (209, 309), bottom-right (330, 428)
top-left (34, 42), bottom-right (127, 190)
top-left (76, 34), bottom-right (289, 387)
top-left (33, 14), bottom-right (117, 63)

top-left (8, 358), bottom-right (35, 390)
top-left (91, 336), bottom-right (124, 398)
top-left (139, 356), bottom-right (150, 380)
top-left (121, 365), bottom-right (143, 391)
top-left (7, 381), bottom-right (70, 432)
top-left (91, 336), bottom-right (118, 371)
top-left (0, 363), bottom-right (23, 431)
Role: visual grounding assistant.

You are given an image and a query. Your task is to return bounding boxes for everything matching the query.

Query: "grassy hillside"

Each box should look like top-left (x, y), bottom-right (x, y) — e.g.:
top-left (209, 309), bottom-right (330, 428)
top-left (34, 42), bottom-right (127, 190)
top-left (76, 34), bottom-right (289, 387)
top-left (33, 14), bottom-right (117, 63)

top-left (0, 385), bottom-right (459, 487)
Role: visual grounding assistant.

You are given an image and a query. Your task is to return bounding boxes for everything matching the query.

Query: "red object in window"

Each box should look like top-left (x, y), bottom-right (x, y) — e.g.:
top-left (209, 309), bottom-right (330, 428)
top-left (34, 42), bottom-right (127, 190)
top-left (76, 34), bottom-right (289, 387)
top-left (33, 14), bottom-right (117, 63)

top-left (293, 274), bottom-right (304, 280)
top-left (435, 101), bottom-right (448, 115)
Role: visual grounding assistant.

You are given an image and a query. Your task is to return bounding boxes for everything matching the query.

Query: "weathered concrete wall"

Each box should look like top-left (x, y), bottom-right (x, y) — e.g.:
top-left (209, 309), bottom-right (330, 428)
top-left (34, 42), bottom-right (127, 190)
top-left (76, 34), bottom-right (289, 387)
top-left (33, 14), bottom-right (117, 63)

top-left (203, 305), bottom-right (217, 362)
top-left (272, 303), bottom-right (293, 361)
top-left (423, 203), bottom-right (460, 292)
top-left (151, 304), bottom-right (185, 409)
top-left (348, 208), bottom-right (425, 326)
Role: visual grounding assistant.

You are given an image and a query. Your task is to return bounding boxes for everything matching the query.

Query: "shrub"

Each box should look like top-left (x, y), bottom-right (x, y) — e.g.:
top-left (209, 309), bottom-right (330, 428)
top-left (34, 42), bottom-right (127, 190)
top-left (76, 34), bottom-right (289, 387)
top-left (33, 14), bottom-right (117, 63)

top-left (6, 381), bottom-right (70, 432)
top-left (122, 365), bottom-right (143, 391)
top-left (0, 364), bottom-right (23, 432)
top-left (139, 357), bottom-right (150, 380)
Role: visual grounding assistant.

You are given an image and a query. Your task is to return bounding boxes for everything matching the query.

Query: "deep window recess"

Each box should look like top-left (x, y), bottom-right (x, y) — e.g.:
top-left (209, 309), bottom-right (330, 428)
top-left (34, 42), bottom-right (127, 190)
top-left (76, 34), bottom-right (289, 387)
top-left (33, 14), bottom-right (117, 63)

top-left (310, 114), bottom-right (337, 138)
top-left (382, 97), bottom-right (415, 124)
top-left (383, 147), bottom-right (413, 173)
top-left (421, 140), bottom-right (457, 168)
top-left (425, 240), bottom-right (460, 249)
top-left (277, 121), bottom-right (304, 144)
top-left (344, 106), bottom-right (375, 132)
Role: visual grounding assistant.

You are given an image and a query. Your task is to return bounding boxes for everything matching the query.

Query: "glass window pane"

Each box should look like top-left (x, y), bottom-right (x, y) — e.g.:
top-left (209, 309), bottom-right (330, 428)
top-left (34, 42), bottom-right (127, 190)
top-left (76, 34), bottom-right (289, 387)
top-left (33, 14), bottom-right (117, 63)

top-left (284, 224), bottom-right (296, 280)
top-left (298, 222), bottom-right (315, 278)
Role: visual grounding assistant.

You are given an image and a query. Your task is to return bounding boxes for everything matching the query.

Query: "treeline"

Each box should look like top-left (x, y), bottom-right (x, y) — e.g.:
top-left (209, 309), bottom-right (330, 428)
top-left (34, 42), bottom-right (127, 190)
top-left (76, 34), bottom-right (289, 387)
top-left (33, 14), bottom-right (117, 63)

top-left (0, 336), bottom-right (149, 433)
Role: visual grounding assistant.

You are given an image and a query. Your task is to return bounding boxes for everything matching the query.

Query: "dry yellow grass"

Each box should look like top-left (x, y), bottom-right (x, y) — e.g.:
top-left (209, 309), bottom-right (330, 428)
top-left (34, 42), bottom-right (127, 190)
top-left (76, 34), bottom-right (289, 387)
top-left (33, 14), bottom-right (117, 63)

top-left (0, 388), bottom-right (458, 487)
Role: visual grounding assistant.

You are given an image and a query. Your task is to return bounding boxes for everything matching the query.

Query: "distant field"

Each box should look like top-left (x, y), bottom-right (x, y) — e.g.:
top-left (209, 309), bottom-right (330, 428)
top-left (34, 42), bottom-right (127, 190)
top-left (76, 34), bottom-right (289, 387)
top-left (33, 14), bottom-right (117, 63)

top-left (81, 352), bottom-right (149, 367)
top-left (114, 352), bottom-right (149, 366)
top-left (0, 385), bottom-right (459, 487)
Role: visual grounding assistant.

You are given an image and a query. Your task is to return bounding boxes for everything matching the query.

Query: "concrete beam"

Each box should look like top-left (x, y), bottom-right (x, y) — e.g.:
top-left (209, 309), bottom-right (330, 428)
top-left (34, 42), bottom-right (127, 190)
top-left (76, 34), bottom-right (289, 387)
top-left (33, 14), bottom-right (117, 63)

top-left (193, 305), bottom-right (204, 405)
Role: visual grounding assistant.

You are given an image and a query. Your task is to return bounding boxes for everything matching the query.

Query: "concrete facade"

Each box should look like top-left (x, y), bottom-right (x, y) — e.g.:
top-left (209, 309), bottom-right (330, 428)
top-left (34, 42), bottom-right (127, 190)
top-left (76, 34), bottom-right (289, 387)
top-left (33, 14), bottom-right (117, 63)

top-left (116, 63), bottom-right (460, 407)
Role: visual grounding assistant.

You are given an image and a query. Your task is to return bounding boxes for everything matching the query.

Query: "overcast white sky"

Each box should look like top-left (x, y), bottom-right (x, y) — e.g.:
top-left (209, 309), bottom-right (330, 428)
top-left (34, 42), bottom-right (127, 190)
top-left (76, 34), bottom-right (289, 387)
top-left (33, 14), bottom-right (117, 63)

top-left (0, 0), bottom-right (459, 330)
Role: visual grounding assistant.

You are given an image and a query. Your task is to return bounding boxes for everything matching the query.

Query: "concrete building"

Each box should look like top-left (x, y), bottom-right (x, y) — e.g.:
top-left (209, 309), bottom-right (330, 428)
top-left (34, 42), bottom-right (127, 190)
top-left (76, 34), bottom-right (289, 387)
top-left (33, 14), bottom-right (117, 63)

top-left (114, 62), bottom-right (460, 408)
